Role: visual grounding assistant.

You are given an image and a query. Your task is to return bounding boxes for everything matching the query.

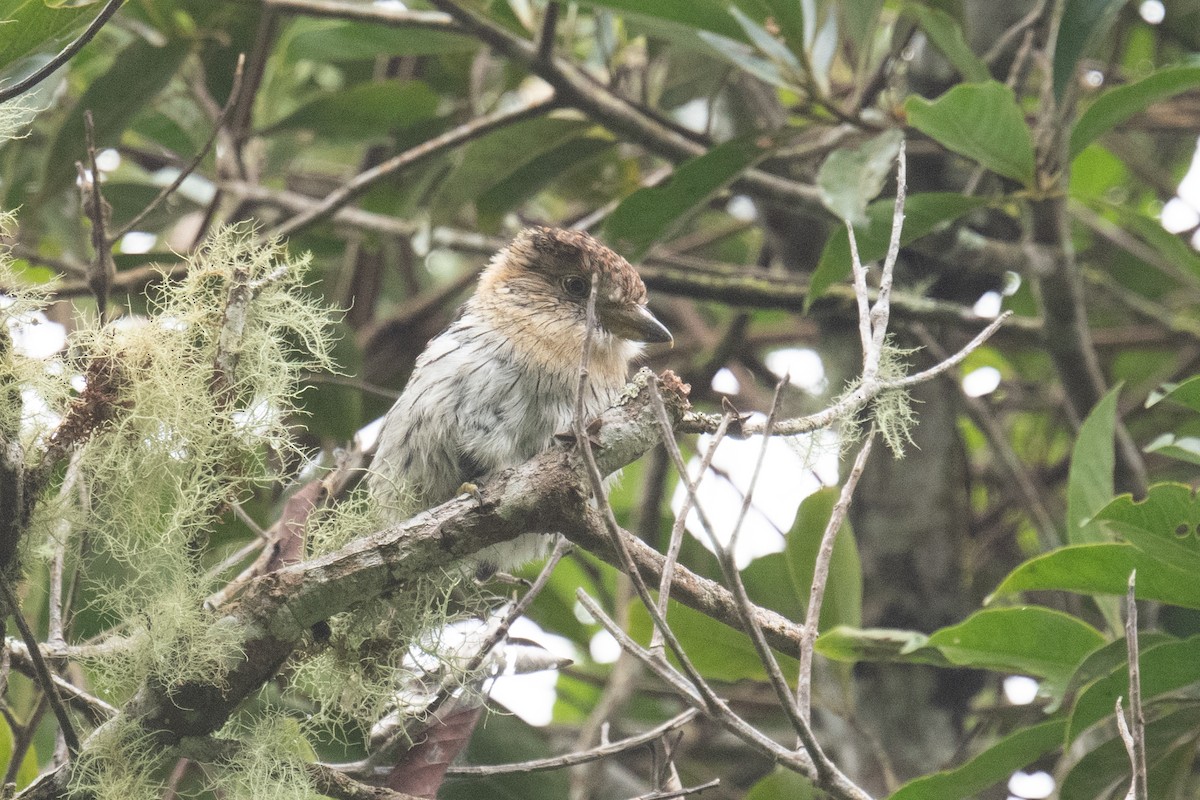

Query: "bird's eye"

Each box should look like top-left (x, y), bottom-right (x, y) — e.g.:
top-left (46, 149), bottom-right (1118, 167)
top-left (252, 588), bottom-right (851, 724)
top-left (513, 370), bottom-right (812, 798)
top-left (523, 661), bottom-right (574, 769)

top-left (561, 275), bottom-right (590, 298)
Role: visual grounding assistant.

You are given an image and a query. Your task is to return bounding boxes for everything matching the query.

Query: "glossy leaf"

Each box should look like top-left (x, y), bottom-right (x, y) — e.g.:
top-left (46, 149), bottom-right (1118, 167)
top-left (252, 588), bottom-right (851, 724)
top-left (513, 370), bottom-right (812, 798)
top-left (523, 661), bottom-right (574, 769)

top-left (1052, 0), bottom-right (1125, 100)
top-left (577, 0), bottom-right (746, 41)
top-left (746, 767), bottom-right (814, 800)
top-left (905, 81), bottom-right (1036, 186)
top-left (785, 487), bottom-right (863, 632)
top-left (904, 5), bottom-right (990, 83)
top-left (1144, 434), bottom-right (1200, 467)
top-left (606, 133), bottom-right (773, 260)
top-left (1147, 375), bottom-right (1200, 413)
top-left (630, 597), bottom-right (797, 683)
top-left (926, 607), bottom-right (1105, 686)
top-left (809, 193), bottom-right (988, 309)
top-left (1070, 65), bottom-right (1200, 156)
top-left (889, 719), bottom-right (1066, 800)
top-left (816, 129), bottom-right (903, 225)
top-left (1060, 706), bottom-right (1200, 800)
top-left (1067, 384), bottom-right (1119, 545)
top-left (1096, 482), bottom-right (1200, 573)
top-left (42, 36), bottom-right (188, 199)
top-left (433, 116), bottom-right (598, 221)
top-left (0, 0), bottom-right (94, 79)
top-left (286, 20), bottom-right (478, 61)
top-left (263, 82), bottom-right (440, 140)
top-left (990, 543), bottom-right (1200, 609)
top-left (814, 626), bottom-right (949, 666)
top-left (1067, 635), bottom-right (1200, 741)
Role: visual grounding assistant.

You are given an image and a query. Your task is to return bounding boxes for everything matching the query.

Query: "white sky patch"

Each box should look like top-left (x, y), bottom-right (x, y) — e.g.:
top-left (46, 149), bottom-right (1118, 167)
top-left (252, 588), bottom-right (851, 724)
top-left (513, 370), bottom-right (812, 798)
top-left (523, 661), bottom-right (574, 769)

top-left (672, 97), bottom-right (709, 134)
top-left (672, 424), bottom-right (839, 569)
top-left (150, 169), bottom-right (217, 206)
top-left (1008, 770), bottom-right (1054, 799)
top-left (764, 347), bottom-right (827, 395)
top-left (726, 195), bottom-right (757, 222)
top-left (1083, 70), bottom-right (1104, 89)
top-left (5, 307), bottom-right (67, 359)
top-left (1003, 675), bottom-right (1039, 705)
top-left (962, 366), bottom-right (1001, 398)
top-left (21, 387), bottom-right (61, 440)
top-left (95, 148), bottom-right (121, 173)
top-left (1139, 0), bottom-right (1165, 24)
top-left (589, 630), bottom-right (621, 664)
top-left (119, 231), bottom-right (157, 254)
top-left (573, 599), bottom-right (596, 625)
top-left (1162, 197), bottom-right (1199, 233)
top-left (356, 415), bottom-right (386, 451)
top-left (710, 367), bottom-right (741, 395)
top-left (488, 617), bottom-right (576, 727)
top-left (973, 290), bottom-right (1002, 318)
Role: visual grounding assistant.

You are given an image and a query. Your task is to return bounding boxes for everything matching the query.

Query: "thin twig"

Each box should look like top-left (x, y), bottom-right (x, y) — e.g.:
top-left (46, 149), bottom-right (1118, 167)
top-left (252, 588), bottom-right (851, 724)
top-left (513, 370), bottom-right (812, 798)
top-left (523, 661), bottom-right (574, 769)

top-left (80, 111), bottom-right (116, 322)
top-left (270, 98), bottom-right (555, 238)
top-left (632, 778), bottom-right (719, 800)
top-left (797, 432), bottom-right (874, 721)
top-left (1123, 570), bottom-right (1147, 799)
top-left (447, 709), bottom-right (699, 775)
top-left (650, 408), bottom-right (732, 653)
top-left (536, 1), bottom-right (559, 62)
top-left (0, 0), bottom-right (126, 103)
top-left (111, 56), bottom-right (246, 241)
top-left (0, 579), bottom-right (80, 754)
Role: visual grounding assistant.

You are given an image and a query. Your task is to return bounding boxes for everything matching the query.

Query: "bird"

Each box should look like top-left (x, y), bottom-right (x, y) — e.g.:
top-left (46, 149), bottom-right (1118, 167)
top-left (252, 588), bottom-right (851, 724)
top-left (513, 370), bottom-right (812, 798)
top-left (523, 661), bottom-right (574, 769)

top-left (369, 226), bottom-right (672, 572)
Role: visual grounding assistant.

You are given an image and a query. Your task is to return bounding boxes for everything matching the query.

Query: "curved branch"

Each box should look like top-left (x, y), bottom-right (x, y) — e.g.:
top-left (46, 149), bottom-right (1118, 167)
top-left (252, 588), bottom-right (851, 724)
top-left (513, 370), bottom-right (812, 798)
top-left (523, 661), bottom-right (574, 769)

top-left (0, 0), bottom-right (126, 104)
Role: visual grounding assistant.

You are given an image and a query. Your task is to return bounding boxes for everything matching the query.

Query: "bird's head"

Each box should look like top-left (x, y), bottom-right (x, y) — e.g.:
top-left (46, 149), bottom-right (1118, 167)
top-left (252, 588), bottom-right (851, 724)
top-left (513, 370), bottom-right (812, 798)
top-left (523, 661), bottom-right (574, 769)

top-left (476, 227), bottom-right (672, 354)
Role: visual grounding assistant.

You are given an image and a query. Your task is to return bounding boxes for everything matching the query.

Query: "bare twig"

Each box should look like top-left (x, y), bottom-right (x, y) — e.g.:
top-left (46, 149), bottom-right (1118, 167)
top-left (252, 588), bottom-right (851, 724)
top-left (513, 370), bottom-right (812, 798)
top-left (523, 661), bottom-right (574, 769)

top-left (111, 56), bottom-right (246, 241)
top-left (1121, 570), bottom-right (1147, 800)
top-left (270, 98), bottom-right (555, 238)
top-left (797, 433), bottom-right (874, 721)
top-left (447, 709), bottom-right (699, 775)
top-left (0, 579), bottom-right (80, 754)
top-left (79, 111), bottom-right (116, 322)
top-left (536, 1), bottom-right (559, 63)
top-left (632, 778), bottom-right (720, 800)
top-left (0, 0), bottom-right (126, 103)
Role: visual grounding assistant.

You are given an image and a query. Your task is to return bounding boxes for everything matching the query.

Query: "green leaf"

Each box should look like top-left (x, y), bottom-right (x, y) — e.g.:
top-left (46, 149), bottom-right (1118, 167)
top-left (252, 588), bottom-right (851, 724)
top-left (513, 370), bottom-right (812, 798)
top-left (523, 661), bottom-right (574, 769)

top-left (1145, 434), bottom-right (1200, 467)
top-left (433, 116), bottom-right (599, 220)
top-left (1070, 66), bottom-right (1200, 157)
top-left (785, 487), bottom-right (862, 631)
top-left (746, 767), bottom-right (814, 800)
top-left (816, 129), bottom-right (903, 225)
top-left (889, 719), bottom-right (1066, 800)
top-left (605, 133), bottom-right (773, 261)
top-left (990, 543), bottom-right (1200, 609)
top-left (476, 135), bottom-right (615, 232)
top-left (285, 19), bottom-right (478, 61)
top-left (904, 81), bottom-right (1036, 186)
top-left (809, 193), bottom-right (989, 310)
top-left (1096, 483), bottom-right (1200, 573)
top-left (0, 713), bottom-right (38, 789)
top-left (728, 6), bottom-right (803, 75)
top-left (576, 0), bottom-right (746, 41)
top-left (1068, 635), bottom-right (1200, 741)
top-left (1052, 0), bottom-right (1125, 100)
top-left (903, 5), bottom-right (990, 83)
top-left (1060, 706), bottom-right (1200, 800)
top-left (1147, 375), bottom-right (1200, 413)
top-left (0, 0), bottom-right (94, 79)
top-left (629, 597), bottom-right (797, 683)
top-left (926, 607), bottom-right (1105, 687)
top-left (1067, 384), bottom-right (1119, 545)
top-left (814, 626), bottom-right (948, 666)
top-left (42, 36), bottom-right (190, 199)
top-left (263, 82), bottom-right (440, 140)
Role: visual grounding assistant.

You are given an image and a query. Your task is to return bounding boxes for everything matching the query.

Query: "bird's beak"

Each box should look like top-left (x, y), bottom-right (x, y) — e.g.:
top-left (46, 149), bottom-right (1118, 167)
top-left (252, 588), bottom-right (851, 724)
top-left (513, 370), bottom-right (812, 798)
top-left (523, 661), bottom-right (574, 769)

top-left (600, 303), bottom-right (673, 345)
